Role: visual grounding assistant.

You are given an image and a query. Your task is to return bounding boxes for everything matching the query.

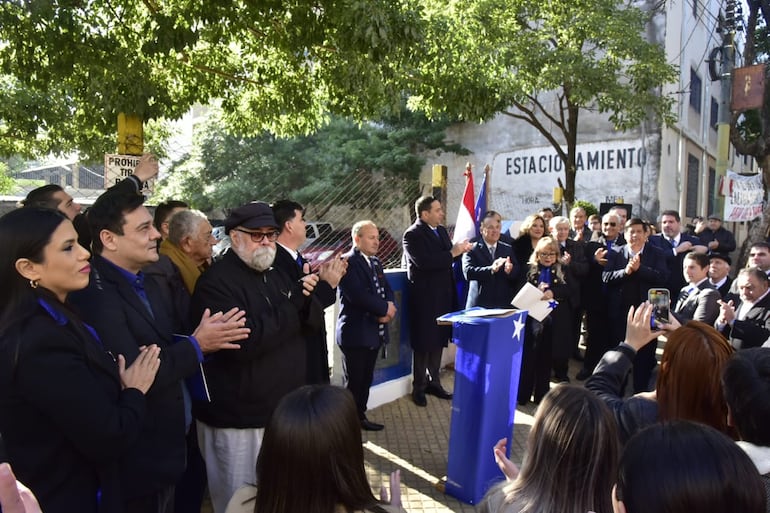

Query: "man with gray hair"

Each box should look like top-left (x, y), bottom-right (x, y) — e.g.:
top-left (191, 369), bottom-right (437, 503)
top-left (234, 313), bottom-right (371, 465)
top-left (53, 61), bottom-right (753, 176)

top-left (337, 220), bottom-right (396, 431)
top-left (569, 206), bottom-right (591, 242)
top-left (576, 212), bottom-right (626, 380)
top-left (142, 207), bottom-right (215, 513)
top-left (190, 201), bottom-right (323, 513)
top-left (144, 209), bottom-right (217, 327)
top-left (716, 267), bottom-right (770, 350)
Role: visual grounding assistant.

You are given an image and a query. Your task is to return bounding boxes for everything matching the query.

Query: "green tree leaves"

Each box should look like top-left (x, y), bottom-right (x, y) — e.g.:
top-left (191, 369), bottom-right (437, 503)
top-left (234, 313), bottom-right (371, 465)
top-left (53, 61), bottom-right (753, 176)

top-left (0, 0), bottom-right (423, 159)
top-left (156, 109), bottom-right (466, 211)
top-left (408, 0), bottom-right (678, 204)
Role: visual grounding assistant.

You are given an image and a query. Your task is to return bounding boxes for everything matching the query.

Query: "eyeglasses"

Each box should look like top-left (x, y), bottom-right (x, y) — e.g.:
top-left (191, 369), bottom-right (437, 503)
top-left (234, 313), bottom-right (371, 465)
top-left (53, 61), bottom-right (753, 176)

top-left (538, 252), bottom-right (557, 257)
top-left (603, 222), bottom-right (617, 227)
top-left (233, 229), bottom-right (279, 242)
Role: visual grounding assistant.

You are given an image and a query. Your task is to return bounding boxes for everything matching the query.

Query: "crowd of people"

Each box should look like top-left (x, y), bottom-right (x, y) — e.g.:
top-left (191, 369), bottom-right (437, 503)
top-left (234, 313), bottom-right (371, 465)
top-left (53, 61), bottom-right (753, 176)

top-left (0, 168), bottom-right (768, 513)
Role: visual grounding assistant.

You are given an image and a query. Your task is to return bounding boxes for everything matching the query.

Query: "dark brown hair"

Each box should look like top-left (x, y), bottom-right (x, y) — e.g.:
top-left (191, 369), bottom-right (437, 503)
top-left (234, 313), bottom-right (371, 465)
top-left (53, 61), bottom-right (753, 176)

top-left (255, 385), bottom-right (387, 513)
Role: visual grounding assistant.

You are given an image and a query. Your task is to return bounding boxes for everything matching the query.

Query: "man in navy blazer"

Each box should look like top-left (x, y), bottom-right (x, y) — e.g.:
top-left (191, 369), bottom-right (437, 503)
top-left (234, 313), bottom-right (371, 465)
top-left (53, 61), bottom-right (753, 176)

top-left (271, 199), bottom-right (346, 384)
top-left (462, 211), bottom-right (519, 308)
top-left (403, 196), bottom-right (472, 406)
top-left (602, 218), bottom-right (669, 392)
top-left (69, 188), bottom-right (249, 513)
top-left (336, 221), bottom-right (396, 431)
top-left (647, 210), bottom-right (707, 295)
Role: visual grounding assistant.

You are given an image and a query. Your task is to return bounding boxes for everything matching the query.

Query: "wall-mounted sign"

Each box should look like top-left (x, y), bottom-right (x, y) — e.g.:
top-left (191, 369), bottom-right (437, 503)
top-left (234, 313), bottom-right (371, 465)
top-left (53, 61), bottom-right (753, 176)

top-left (492, 139), bottom-right (649, 217)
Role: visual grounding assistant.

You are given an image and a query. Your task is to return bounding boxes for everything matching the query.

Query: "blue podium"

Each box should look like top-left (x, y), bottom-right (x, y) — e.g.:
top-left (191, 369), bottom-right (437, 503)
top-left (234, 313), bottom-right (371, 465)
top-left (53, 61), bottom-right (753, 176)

top-left (439, 309), bottom-right (527, 504)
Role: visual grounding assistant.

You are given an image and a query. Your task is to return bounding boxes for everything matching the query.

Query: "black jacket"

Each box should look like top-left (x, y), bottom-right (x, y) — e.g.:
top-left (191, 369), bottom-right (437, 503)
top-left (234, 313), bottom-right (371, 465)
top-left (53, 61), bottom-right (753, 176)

top-left (190, 250), bottom-right (323, 428)
top-left (272, 244), bottom-right (336, 383)
top-left (402, 220), bottom-right (458, 352)
top-left (603, 243), bottom-right (670, 319)
top-left (0, 302), bottom-right (146, 513)
top-left (462, 240), bottom-right (520, 308)
top-left (717, 293), bottom-right (770, 350)
top-left (69, 256), bottom-right (198, 499)
top-left (585, 344), bottom-right (658, 443)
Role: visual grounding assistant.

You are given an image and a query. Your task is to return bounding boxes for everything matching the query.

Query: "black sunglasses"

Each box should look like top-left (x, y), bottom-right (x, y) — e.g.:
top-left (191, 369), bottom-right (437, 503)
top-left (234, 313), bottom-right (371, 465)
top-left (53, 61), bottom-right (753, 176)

top-left (233, 229), bottom-right (279, 242)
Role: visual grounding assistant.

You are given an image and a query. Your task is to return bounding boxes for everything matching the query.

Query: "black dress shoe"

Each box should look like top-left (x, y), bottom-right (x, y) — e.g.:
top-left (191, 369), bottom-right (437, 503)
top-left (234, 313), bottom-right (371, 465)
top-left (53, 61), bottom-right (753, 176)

top-left (412, 391), bottom-right (427, 407)
top-left (361, 419), bottom-right (385, 431)
top-left (425, 384), bottom-right (453, 400)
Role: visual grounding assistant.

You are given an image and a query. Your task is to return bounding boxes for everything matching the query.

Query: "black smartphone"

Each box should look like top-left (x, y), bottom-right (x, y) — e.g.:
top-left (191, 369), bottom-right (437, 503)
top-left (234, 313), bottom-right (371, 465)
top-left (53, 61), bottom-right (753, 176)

top-left (648, 288), bottom-right (670, 328)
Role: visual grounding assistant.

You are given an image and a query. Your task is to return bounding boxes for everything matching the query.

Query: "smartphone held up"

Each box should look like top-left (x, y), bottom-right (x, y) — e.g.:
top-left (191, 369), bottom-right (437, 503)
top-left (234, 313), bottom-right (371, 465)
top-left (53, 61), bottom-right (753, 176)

top-left (648, 288), bottom-right (670, 329)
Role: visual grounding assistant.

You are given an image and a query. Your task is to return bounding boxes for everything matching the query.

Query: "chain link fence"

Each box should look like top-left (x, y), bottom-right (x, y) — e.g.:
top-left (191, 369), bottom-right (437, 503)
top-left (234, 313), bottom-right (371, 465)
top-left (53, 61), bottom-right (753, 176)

top-left (205, 169), bottom-right (420, 270)
top-left (3, 152), bottom-right (422, 270)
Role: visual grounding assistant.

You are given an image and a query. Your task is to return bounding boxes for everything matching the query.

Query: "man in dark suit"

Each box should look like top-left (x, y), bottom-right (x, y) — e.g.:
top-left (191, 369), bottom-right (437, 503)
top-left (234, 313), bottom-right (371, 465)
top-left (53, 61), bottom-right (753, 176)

top-left (575, 212), bottom-right (624, 381)
top-left (568, 206), bottom-right (592, 242)
top-left (602, 218), bottom-right (669, 392)
top-left (462, 210), bottom-right (519, 308)
top-left (403, 195), bottom-right (472, 407)
top-left (672, 252), bottom-right (720, 325)
top-left (708, 253), bottom-right (733, 299)
top-left (697, 214), bottom-right (737, 253)
top-left (271, 200), bottom-right (346, 384)
top-left (336, 221), bottom-right (396, 431)
top-left (190, 202), bottom-right (324, 512)
top-left (69, 188), bottom-right (249, 513)
top-left (717, 267), bottom-right (770, 349)
top-left (648, 210), bottom-right (708, 295)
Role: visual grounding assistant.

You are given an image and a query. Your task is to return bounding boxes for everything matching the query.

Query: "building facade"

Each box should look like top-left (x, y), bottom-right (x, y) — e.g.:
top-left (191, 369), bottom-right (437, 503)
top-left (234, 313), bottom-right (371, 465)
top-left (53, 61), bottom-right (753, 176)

top-left (423, 0), bottom-right (757, 225)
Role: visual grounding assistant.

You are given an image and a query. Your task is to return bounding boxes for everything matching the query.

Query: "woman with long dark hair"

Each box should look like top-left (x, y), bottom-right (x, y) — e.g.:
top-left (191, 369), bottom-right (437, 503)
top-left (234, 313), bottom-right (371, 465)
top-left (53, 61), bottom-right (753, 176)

top-left (0, 207), bottom-right (160, 513)
top-left (225, 384), bottom-right (402, 513)
top-left (481, 385), bottom-right (619, 513)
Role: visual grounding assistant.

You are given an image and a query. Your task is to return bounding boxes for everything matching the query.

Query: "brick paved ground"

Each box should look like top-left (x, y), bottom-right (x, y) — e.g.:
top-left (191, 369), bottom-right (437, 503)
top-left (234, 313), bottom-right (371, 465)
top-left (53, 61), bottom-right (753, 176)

top-left (360, 337), bottom-right (665, 513)
top-left (360, 364), bottom-right (576, 513)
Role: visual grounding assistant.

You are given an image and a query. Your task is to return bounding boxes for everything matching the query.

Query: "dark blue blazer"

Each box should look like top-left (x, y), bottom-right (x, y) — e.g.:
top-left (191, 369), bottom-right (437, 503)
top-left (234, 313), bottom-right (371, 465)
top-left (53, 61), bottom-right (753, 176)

top-left (336, 248), bottom-right (395, 350)
top-left (647, 233), bottom-right (706, 294)
top-left (462, 240), bottom-right (519, 308)
top-left (603, 242), bottom-right (670, 319)
top-left (68, 256), bottom-right (198, 500)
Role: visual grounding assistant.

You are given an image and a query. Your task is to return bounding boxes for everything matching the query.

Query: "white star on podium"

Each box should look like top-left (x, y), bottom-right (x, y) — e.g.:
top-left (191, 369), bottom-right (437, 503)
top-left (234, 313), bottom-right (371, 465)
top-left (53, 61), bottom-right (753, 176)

top-left (512, 316), bottom-right (525, 341)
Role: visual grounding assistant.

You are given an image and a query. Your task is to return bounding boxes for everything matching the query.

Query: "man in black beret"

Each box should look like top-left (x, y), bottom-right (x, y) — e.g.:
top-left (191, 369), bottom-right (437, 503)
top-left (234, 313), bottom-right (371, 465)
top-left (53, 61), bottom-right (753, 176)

top-left (189, 201), bottom-right (327, 513)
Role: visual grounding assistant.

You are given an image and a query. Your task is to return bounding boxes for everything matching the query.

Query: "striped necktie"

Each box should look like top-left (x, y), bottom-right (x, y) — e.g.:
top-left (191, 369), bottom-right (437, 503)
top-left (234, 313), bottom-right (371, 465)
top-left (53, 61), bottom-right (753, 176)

top-left (370, 256), bottom-right (386, 341)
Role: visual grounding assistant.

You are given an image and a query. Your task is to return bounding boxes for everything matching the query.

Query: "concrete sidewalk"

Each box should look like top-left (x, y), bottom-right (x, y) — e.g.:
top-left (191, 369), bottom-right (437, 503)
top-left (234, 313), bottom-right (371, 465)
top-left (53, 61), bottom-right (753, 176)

top-left (361, 369), bottom-right (539, 512)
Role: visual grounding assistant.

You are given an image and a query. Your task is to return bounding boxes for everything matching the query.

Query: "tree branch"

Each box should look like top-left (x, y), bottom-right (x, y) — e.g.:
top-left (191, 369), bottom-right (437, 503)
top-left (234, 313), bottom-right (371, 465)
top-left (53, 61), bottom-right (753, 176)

top-left (527, 93), bottom-right (565, 132)
top-left (141, 0), bottom-right (160, 14)
top-left (503, 102), bottom-right (568, 162)
top-left (176, 53), bottom-right (262, 86)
